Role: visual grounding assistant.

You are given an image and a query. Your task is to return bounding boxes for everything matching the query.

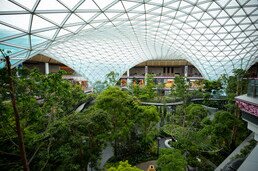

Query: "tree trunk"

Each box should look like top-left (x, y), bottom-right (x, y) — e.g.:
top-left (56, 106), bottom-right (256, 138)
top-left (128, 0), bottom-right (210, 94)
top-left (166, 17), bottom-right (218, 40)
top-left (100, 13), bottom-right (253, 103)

top-left (5, 56), bottom-right (29, 171)
top-left (230, 125), bottom-right (237, 150)
top-left (231, 108), bottom-right (241, 150)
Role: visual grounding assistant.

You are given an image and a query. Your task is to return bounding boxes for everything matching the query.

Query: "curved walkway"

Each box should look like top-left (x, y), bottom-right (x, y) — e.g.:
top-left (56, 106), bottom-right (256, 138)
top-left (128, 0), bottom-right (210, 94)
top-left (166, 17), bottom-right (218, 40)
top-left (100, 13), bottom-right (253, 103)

top-left (141, 98), bottom-right (226, 106)
top-left (141, 101), bottom-right (183, 106)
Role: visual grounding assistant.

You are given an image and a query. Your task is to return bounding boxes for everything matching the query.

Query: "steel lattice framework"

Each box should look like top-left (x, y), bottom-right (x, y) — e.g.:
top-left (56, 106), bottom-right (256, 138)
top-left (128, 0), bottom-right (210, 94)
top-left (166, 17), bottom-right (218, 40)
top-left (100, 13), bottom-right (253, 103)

top-left (0, 0), bottom-right (257, 83)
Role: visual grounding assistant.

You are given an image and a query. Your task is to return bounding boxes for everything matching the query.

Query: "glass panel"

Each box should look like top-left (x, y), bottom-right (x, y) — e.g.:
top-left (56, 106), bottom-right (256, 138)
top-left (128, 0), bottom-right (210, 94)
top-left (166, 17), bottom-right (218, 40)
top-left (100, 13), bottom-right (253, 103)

top-left (60, 0), bottom-right (81, 10)
top-left (40, 13), bottom-right (68, 25)
top-left (37, 0), bottom-right (66, 10)
top-left (0, 44), bottom-right (24, 54)
top-left (76, 13), bottom-right (97, 22)
top-left (57, 29), bottom-right (71, 37)
top-left (5, 35), bottom-right (30, 48)
top-left (0, 0), bottom-right (257, 82)
top-left (66, 25), bottom-right (81, 33)
top-left (0, 0), bottom-right (25, 11)
top-left (31, 15), bottom-right (55, 30)
top-left (34, 29), bottom-right (57, 39)
top-left (77, 0), bottom-right (99, 10)
top-left (0, 24), bottom-right (22, 39)
top-left (31, 35), bottom-right (46, 46)
top-left (93, 0), bottom-right (114, 10)
top-left (0, 14), bottom-right (30, 31)
top-left (66, 14), bottom-right (84, 24)
top-left (14, 0), bottom-right (35, 10)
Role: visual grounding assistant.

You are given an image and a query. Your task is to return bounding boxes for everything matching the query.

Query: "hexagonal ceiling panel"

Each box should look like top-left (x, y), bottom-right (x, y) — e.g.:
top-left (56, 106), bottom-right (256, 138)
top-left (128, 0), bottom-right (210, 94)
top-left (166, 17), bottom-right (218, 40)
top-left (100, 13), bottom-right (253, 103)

top-left (0, 0), bottom-right (257, 84)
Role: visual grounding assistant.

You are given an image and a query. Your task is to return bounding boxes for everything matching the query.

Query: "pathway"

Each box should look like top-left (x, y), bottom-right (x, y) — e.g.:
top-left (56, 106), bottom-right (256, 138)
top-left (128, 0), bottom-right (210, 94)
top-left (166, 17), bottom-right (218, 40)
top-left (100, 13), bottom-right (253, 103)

top-left (141, 98), bottom-right (226, 106)
top-left (87, 143), bottom-right (114, 171)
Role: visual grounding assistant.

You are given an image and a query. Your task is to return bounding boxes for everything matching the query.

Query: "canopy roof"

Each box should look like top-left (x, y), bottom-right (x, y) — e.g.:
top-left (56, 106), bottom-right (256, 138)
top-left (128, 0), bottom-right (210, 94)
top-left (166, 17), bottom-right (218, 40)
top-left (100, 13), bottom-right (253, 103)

top-left (0, 0), bottom-right (257, 83)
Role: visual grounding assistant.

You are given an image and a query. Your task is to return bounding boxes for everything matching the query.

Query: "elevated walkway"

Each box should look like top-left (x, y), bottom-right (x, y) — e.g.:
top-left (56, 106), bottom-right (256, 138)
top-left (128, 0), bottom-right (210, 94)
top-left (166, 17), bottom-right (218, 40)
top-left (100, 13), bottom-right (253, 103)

top-left (238, 144), bottom-right (258, 171)
top-left (215, 133), bottom-right (254, 171)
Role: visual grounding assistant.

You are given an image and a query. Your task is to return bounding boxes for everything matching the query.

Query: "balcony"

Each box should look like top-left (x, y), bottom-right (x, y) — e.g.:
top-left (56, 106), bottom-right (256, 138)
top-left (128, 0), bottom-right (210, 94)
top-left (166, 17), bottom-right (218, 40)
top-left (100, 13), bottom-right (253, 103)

top-left (235, 79), bottom-right (258, 171)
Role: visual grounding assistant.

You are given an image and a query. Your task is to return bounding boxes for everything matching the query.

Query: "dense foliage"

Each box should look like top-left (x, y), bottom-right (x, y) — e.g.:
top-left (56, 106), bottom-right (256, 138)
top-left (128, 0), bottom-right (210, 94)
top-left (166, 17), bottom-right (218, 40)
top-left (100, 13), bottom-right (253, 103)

top-left (157, 148), bottom-right (187, 171)
top-left (171, 76), bottom-right (190, 103)
top-left (0, 66), bottom-right (251, 170)
top-left (0, 68), bottom-right (103, 170)
top-left (95, 86), bottom-right (159, 162)
top-left (107, 161), bottom-right (143, 171)
top-left (93, 71), bottom-right (119, 94)
top-left (130, 74), bottom-right (156, 101)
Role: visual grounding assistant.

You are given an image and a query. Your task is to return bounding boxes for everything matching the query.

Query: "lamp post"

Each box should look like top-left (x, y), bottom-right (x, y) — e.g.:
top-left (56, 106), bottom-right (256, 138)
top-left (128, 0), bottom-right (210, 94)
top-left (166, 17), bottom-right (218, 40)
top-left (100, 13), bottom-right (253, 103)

top-left (157, 136), bottom-right (161, 157)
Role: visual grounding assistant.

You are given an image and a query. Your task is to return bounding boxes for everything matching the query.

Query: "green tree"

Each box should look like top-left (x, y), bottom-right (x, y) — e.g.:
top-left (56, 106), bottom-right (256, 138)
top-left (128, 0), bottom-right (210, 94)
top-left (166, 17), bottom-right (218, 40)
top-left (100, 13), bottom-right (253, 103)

top-left (129, 80), bottom-right (141, 97)
top-left (136, 105), bottom-right (160, 149)
top-left (41, 108), bottom-right (111, 171)
top-left (220, 69), bottom-right (248, 149)
top-left (130, 74), bottom-right (156, 101)
top-left (185, 104), bottom-right (209, 128)
top-left (93, 80), bottom-right (106, 94)
top-left (104, 71), bottom-right (119, 87)
top-left (95, 86), bottom-right (137, 158)
top-left (93, 71), bottom-right (119, 93)
top-left (201, 111), bottom-right (239, 151)
top-left (108, 161), bottom-right (143, 171)
top-left (203, 80), bottom-right (222, 93)
top-left (0, 67), bottom-right (90, 170)
top-left (156, 82), bottom-right (165, 101)
top-left (157, 148), bottom-right (187, 171)
top-left (173, 105), bottom-right (187, 127)
top-left (223, 69), bottom-right (247, 97)
top-left (95, 86), bottom-right (159, 160)
top-left (142, 74), bottom-right (156, 100)
top-left (171, 76), bottom-right (190, 104)
top-left (0, 50), bottom-right (29, 171)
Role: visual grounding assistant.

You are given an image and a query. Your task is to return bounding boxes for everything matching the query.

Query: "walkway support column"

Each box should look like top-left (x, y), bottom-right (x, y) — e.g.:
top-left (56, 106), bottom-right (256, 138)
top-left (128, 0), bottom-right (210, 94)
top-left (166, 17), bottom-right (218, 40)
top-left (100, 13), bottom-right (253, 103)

top-left (145, 65), bottom-right (148, 85)
top-left (45, 63), bottom-right (49, 75)
top-left (127, 69), bottom-right (130, 87)
top-left (184, 65), bottom-right (188, 77)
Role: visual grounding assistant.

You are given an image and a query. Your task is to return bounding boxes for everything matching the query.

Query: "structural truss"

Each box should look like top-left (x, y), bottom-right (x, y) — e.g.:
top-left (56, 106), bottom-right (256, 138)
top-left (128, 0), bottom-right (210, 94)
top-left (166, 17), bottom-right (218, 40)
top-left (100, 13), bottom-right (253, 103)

top-left (0, 0), bottom-right (257, 83)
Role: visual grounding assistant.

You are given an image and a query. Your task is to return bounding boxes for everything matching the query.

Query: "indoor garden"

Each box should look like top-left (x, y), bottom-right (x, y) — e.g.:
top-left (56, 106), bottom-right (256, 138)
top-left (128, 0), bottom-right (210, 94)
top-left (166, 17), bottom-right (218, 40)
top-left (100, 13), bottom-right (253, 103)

top-left (0, 63), bottom-right (254, 171)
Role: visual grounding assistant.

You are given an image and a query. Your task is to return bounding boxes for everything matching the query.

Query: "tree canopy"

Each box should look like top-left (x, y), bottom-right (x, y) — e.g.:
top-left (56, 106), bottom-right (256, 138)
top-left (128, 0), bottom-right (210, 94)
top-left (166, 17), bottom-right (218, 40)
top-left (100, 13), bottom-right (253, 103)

top-left (0, 68), bottom-right (106, 170)
top-left (157, 148), bottom-right (187, 171)
top-left (108, 161), bottom-right (143, 171)
top-left (95, 86), bottom-right (159, 161)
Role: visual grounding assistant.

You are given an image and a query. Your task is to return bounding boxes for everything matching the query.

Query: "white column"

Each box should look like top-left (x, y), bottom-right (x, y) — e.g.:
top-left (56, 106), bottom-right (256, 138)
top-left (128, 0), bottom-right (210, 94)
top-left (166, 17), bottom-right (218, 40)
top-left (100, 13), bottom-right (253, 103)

top-left (184, 65), bottom-right (188, 77)
top-left (145, 65), bottom-right (148, 85)
top-left (127, 69), bottom-right (130, 87)
top-left (45, 62), bottom-right (49, 75)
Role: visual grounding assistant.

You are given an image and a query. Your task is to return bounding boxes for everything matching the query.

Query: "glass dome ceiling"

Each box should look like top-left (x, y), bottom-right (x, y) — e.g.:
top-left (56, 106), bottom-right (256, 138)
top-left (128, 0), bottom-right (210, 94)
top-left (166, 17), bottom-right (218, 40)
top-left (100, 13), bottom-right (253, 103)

top-left (0, 0), bottom-right (257, 84)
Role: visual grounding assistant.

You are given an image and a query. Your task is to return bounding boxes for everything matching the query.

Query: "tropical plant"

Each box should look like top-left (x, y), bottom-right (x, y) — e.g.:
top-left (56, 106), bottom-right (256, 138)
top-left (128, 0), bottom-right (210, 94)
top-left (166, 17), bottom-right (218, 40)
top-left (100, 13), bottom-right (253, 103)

top-left (157, 148), bottom-right (187, 171)
top-left (95, 86), bottom-right (159, 161)
top-left (108, 161), bottom-right (143, 171)
top-left (185, 104), bottom-right (209, 128)
top-left (171, 76), bottom-right (189, 101)
top-left (0, 67), bottom-right (91, 170)
top-left (130, 74), bottom-right (156, 101)
top-left (40, 108), bottom-right (111, 170)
